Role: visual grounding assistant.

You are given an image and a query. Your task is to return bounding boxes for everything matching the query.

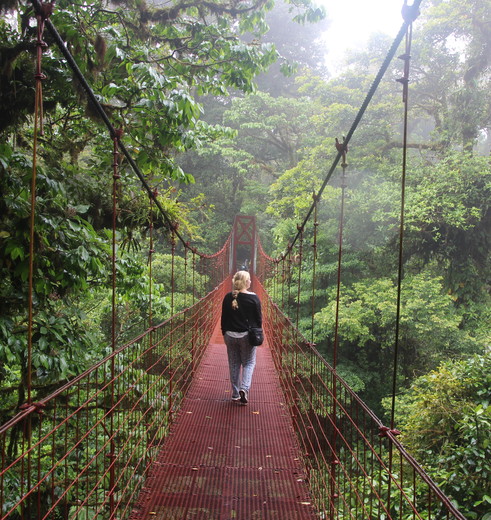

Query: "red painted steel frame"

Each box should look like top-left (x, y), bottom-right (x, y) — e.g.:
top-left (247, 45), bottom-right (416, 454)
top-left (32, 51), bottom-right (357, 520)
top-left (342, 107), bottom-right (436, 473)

top-left (232, 215), bottom-right (256, 274)
top-left (0, 227), bottom-right (468, 520)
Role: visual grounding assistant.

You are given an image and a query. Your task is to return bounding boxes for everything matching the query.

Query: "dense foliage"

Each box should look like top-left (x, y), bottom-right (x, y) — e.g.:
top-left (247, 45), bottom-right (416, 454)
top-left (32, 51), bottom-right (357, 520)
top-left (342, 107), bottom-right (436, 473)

top-left (388, 351), bottom-right (491, 519)
top-left (0, 0), bottom-right (490, 517)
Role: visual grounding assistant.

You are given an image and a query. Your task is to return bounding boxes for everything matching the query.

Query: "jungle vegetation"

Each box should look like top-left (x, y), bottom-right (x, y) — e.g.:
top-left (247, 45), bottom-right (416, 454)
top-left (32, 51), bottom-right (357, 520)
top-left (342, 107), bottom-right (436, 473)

top-left (0, 0), bottom-right (490, 517)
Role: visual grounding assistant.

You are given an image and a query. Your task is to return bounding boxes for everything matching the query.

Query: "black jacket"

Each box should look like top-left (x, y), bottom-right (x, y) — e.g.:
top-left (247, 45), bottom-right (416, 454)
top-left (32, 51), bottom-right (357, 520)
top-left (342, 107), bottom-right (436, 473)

top-left (221, 291), bottom-right (262, 334)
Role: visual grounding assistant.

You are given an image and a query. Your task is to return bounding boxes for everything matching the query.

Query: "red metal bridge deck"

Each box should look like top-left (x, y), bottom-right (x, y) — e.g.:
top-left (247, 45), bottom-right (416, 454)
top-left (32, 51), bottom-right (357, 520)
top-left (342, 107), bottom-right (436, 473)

top-left (129, 323), bottom-right (316, 520)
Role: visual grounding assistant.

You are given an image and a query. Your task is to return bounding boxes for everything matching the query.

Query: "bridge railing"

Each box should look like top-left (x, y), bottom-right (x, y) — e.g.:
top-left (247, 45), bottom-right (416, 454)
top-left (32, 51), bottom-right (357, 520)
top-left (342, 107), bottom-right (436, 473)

top-left (255, 278), bottom-right (465, 520)
top-left (0, 281), bottom-right (226, 520)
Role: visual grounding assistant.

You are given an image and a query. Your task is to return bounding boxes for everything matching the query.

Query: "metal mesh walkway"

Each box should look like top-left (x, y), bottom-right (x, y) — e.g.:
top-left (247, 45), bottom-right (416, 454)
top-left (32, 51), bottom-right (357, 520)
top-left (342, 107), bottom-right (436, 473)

top-left (129, 323), bottom-right (316, 520)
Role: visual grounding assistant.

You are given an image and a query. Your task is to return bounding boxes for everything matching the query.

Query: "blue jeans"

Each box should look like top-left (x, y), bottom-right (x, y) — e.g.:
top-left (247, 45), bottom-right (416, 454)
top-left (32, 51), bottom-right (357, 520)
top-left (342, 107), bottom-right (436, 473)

top-left (224, 333), bottom-right (257, 398)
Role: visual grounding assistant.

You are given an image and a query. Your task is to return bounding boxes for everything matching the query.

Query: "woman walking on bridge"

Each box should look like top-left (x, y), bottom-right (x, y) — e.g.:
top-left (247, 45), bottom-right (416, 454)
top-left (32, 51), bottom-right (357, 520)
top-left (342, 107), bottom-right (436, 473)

top-left (221, 271), bottom-right (262, 405)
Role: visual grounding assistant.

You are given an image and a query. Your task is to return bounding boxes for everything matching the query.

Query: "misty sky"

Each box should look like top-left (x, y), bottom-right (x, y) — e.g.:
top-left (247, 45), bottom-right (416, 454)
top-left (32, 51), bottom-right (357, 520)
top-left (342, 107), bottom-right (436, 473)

top-left (321, 0), bottom-right (407, 71)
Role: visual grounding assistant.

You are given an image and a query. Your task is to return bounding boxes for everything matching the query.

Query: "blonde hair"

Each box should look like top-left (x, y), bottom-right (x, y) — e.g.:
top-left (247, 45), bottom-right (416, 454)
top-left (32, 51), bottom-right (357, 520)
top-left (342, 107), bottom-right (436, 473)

top-left (231, 270), bottom-right (250, 309)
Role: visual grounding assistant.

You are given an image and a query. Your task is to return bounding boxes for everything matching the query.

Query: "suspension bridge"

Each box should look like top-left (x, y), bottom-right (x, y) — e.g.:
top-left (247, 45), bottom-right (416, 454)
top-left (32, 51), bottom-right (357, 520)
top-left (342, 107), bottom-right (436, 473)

top-left (0, 215), bottom-right (467, 520)
top-left (0, 0), bottom-right (470, 518)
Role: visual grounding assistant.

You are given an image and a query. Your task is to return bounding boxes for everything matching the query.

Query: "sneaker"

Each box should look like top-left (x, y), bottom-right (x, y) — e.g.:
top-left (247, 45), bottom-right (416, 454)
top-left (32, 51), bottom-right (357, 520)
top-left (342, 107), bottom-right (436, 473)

top-left (239, 390), bottom-right (248, 404)
top-left (231, 395), bottom-right (241, 401)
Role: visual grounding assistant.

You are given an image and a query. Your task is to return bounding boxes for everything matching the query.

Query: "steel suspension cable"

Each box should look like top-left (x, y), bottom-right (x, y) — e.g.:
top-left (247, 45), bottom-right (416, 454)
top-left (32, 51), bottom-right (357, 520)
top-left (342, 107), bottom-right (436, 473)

top-left (280, 0), bottom-right (423, 258)
top-left (29, 0), bottom-right (197, 255)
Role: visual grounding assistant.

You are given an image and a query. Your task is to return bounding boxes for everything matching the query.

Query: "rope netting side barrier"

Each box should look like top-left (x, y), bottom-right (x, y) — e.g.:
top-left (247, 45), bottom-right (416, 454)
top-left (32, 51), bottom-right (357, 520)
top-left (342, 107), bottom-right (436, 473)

top-left (0, 278), bottom-right (227, 520)
top-left (254, 277), bottom-right (466, 520)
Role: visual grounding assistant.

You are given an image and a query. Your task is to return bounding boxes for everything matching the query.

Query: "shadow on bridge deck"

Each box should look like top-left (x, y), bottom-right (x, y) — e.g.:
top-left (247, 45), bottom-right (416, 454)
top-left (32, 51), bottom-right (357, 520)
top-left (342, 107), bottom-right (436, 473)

top-left (129, 322), bottom-right (316, 520)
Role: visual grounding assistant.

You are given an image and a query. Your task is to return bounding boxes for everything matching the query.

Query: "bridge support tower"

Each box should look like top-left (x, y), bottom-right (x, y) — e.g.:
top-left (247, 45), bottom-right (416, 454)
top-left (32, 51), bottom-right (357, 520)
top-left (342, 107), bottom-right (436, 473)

top-left (231, 215), bottom-right (257, 275)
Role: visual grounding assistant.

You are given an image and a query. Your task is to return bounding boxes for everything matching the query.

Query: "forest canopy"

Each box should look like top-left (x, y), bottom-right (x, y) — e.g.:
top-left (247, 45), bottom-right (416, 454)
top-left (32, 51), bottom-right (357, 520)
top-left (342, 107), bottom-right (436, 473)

top-left (0, 0), bottom-right (490, 517)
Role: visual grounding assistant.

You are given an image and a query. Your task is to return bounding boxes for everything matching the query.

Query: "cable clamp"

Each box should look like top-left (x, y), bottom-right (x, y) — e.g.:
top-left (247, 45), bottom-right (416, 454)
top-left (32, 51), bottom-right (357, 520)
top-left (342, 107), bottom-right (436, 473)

top-left (111, 128), bottom-right (124, 140)
top-left (20, 402), bottom-right (46, 414)
top-left (401, 1), bottom-right (420, 23)
top-left (335, 137), bottom-right (348, 154)
top-left (34, 2), bottom-right (54, 20)
top-left (379, 425), bottom-right (401, 437)
top-left (41, 2), bottom-right (54, 20)
top-left (170, 222), bottom-right (179, 234)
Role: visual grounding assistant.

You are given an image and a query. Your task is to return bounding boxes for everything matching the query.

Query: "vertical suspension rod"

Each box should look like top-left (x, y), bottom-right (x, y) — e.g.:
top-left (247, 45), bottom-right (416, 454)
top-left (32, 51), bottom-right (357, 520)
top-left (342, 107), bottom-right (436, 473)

top-left (148, 191), bottom-right (157, 329)
top-left (391, 10), bottom-right (415, 430)
top-left (311, 193), bottom-right (319, 345)
top-left (330, 137), bottom-right (348, 517)
top-left (332, 138), bottom-right (348, 376)
top-left (295, 225), bottom-right (304, 333)
top-left (109, 130), bottom-right (122, 517)
top-left (385, 6), bottom-right (420, 513)
top-left (27, 1), bottom-right (52, 407)
top-left (170, 227), bottom-right (176, 316)
top-left (24, 8), bottom-right (52, 517)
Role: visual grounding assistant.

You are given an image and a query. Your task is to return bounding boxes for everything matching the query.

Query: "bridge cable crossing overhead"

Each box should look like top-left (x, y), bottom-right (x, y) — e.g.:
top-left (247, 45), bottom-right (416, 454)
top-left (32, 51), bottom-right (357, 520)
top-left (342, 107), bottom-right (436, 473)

top-left (282, 0), bottom-right (424, 257)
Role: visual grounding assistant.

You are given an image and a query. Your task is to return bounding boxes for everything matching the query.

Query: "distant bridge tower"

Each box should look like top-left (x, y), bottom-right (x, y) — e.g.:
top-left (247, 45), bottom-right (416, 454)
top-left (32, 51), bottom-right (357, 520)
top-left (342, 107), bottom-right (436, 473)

top-left (231, 215), bottom-right (257, 275)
